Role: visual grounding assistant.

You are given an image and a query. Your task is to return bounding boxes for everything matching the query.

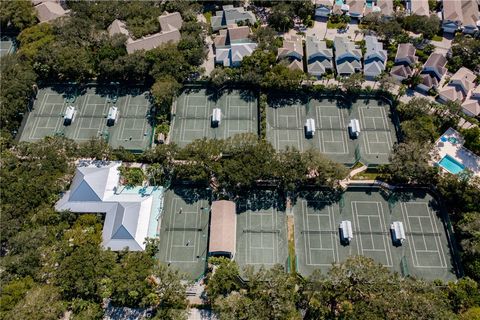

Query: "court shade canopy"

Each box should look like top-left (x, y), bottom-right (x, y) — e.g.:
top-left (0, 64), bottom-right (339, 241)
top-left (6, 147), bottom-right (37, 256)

top-left (209, 200), bottom-right (237, 259)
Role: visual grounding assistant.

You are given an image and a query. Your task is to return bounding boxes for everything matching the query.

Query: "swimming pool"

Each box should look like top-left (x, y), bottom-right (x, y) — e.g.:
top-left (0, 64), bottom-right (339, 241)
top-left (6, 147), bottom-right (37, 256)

top-left (438, 155), bottom-right (465, 174)
top-left (336, 0), bottom-right (344, 5)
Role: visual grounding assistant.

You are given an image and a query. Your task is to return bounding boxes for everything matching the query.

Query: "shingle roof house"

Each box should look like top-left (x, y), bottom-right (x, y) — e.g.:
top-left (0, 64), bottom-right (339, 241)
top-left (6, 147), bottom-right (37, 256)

top-left (211, 5), bottom-right (257, 32)
top-left (278, 35), bottom-right (304, 72)
top-left (34, 1), bottom-right (69, 23)
top-left (346, 0), bottom-right (366, 18)
top-left (390, 43), bottom-right (418, 81)
top-left (442, 0), bottom-right (480, 34)
top-left (364, 0), bottom-right (393, 17)
top-left (334, 36), bottom-right (362, 75)
top-left (462, 86), bottom-right (480, 117)
top-left (363, 35), bottom-right (387, 79)
top-left (55, 162), bottom-right (157, 251)
top-left (406, 0), bottom-right (429, 16)
top-left (314, 0), bottom-right (334, 17)
top-left (306, 35), bottom-right (333, 77)
top-left (417, 53), bottom-right (447, 92)
top-left (108, 12), bottom-right (183, 54)
top-left (439, 67), bottom-right (476, 103)
top-left (214, 24), bottom-right (257, 67)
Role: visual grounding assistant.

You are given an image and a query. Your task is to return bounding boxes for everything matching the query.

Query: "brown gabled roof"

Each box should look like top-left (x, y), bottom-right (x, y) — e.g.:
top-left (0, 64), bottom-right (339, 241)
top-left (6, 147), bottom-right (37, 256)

top-left (462, 99), bottom-right (480, 116)
top-left (450, 67), bottom-right (476, 92)
top-left (227, 25), bottom-right (250, 42)
top-left (395, 43), bottom-right (417, 64)
top-left (410, 0), bottom-right (430, 16)
top-left (126, 29), bottom-right (181, 54)
top-left (391, 65), bottom-right (413, 78)
top-left (158, 12), bottom-right (183, 32)
top-left (35, 1), bottom-right (68, 23)
top-left (424, 53), bottom-right (447, 75)
top-left (108, 19), bottom-right (129, 37)
top-left (209, 201), bottom-right (236, 257)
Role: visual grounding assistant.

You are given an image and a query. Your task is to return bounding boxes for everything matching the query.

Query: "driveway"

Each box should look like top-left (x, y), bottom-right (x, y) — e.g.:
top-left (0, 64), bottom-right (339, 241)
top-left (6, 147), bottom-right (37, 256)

top-left (305, 17), bottom-right (327, 39)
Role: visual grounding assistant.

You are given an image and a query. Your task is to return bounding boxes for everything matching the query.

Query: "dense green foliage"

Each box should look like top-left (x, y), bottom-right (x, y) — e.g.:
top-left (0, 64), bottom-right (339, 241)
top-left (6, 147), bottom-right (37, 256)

top-left (447, 36), bottom-right (480, 73)
top-left (143, 133), bottom-right (348, 192)
top-left (207, 256), bottom-right (464, 320)
top-left (0, 137), bottom-right (188, 319)
top-left (402, 14), bottom-right (441, 39)
top-left (0, 0), bottom-right (37, 32)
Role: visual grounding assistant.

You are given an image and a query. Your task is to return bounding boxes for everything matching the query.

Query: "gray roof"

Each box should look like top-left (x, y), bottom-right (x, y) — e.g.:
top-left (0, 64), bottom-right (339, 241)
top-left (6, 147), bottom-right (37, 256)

top-left (394, 43), bottom-right (417, 65)
top-left (211, 5), bottom-right (257, 31)
top-left (334, 36), bottom-right (361, 74)
top-left (108, 19), bottom-right (129, 37)
top-left (306, 36), bottom-right (333, 76)
top-left (364, 36), bottom-right (386, 76)
top-left (55, 161), bottom-right (155, 251)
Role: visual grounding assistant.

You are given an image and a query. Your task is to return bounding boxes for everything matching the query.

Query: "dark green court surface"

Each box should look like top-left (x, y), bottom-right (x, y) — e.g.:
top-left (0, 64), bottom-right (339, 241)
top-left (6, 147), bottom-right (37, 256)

top-left (266, 96), bottom-right (398, 166)
top-left (157, 189), bottom-right (210, 280)
top-left (235, 191), bottom-right (288, 273)
top-left (0, 36), bottom-right (15, 57)
top-left (170, 89), bottom-right (258, 147)
top-left (293, 187), bottom-right (457, 281)
top-left (18, 86), bottom-right (154, 151)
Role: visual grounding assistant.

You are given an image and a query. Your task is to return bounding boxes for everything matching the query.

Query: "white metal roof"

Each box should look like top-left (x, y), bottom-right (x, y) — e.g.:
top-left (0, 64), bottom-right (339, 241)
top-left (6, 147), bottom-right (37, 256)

top-left (55, 161), bottom-right (155, 251)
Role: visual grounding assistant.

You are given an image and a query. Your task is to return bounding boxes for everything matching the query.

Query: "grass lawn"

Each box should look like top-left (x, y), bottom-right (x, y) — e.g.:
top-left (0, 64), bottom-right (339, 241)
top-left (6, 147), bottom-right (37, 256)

top-left (431, 35), bottom-right (443, 42)
top-left (327, 21), bottom-right (346, 29)
top-left (203, 11), bottom-right (212, 24)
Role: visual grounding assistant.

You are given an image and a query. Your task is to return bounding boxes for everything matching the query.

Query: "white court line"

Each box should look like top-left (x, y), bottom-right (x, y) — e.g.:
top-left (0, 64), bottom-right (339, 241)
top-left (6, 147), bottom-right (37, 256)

top-left (402, 202), bottom-right (446, 268)
top-left (352, 201), bottom-right (392, 267)
top-left (246, 207), bottom-right (278, 265)
top-left (302, 200), bottom-right (336, 266)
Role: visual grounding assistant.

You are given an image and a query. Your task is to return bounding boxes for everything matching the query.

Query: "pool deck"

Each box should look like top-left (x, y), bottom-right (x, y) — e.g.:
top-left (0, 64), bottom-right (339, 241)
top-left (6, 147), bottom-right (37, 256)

top-left (431, 128), bottom-right (480, 178)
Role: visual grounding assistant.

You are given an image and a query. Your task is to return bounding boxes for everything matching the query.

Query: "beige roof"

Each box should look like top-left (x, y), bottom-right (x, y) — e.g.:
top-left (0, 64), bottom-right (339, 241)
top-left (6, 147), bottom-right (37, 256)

top-left (462, 99), bottom-right (480, 116)
top-left (347, 0), bottom-right (365, 16)
top-left (410, 0), bottom-right (429, 16)
top-left (439, 85), bottom-right (467, 102)
top-left (315, 0), bottom-right (334, 7)
top-left (443, 0), bottom-right (479, 26)
top-left (126, 29), bottom-right (181, 54)
top-left (451, 67), bottom-right (476, 91)
top-left (158, 12), bottom-right (183, 32)
top-left (213, 25), bottom-right (251, 47)
top-left (278, 35), bottom-right (303, 59)
top-left (209, 201), bottom-right (236, 257)
top-left (108, 19), bottom-right (129, 37)
top-left (395, 43), bottom-right (417, 64)
top-left (424, 53), bottom-right (447, 74)
top-left (35, 1), bottom-right (68, 23)
top-left (289, 59), bottom-right (304, 71)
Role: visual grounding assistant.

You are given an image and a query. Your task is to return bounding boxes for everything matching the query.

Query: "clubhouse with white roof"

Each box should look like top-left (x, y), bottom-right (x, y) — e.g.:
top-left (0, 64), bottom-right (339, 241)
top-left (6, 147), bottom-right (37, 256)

top-left (56, 161), bottom-right (160, 251)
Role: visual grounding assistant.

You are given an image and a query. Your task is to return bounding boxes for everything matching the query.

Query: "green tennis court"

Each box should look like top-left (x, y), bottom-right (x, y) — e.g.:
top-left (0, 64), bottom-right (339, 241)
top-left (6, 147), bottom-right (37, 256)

top-left (170, 89), bottom-right (258, 146)
top-left (235, 191), bottom-right (288, 273)
top-left (294, 187), bottom-right (457, 281)
top-left (266, 96), bottom-right (398, 166)
top-left (0, 36), bottom-right (15, 57)
top-left (18, 86), bottom-right (154, 151)
top-left (157, 188), bottom-right (210, 280)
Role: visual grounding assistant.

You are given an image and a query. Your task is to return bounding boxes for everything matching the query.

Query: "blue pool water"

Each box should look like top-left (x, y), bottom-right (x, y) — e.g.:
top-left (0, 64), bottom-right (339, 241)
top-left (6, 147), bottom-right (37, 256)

top-left (336, 0), bottom-right (344, 5)
top-left (438, 155), bottom-right (465, 174)
top-left (366, 1), bottom-right (373, 8)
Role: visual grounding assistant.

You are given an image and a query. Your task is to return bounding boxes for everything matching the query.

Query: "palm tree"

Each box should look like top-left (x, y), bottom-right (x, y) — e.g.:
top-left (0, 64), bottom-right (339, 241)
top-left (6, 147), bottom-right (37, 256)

top-left (147, 163), bottom-right (163, 186)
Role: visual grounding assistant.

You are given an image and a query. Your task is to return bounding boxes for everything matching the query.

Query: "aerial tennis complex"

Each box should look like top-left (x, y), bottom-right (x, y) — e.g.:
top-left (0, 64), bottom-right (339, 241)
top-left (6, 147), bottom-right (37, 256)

top-left (267, 96), bottom-right (398, 166)
top-left (18, 86), bottom-right (154, 151)
top-left (294, 187), bottom-right (457, 281)
top-left (170, 88), bottom-right (258, 146)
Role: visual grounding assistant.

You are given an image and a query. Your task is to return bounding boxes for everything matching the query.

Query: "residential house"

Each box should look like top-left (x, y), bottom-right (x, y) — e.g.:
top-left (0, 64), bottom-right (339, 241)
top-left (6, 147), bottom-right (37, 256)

top-left (333, 0), bottom-right (365, 18)
top-left (211, 5), bottom-right (257, 32)
top-left (55, 161), bottom-right (159, 251)
top-left (363, 35), bottom-right (387, 79)
top-left (462, 86), bottom-right (480, 117)
top-left (334, 36), bottom-right (362, 76)
top-left (347, 0), bottom-right (366, 18)
top-left (442, 0), bottom-right (480, 34)
top-left (278, 35), bottom-right (304, 72)
top-left (314, 0), bottom-right (334, 17)
top-left (34, 1), bottom-right (69, 23)
top-left (306, 35), bottom-right (333, 77)
top-left (438, 67), bottom-right (476, 103)
top-left (417, 53), bottom-right (447, 92)
top-left (214, 24), bottom-right (257, 67)
top-left (108, 12), bottom-right (183, 54)
top-left (364, 0), bottom-right (394, 17)
top-left (390, 43), bottom-right (418, 81)
top-left (406, 0), bottom-right (429, 16)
